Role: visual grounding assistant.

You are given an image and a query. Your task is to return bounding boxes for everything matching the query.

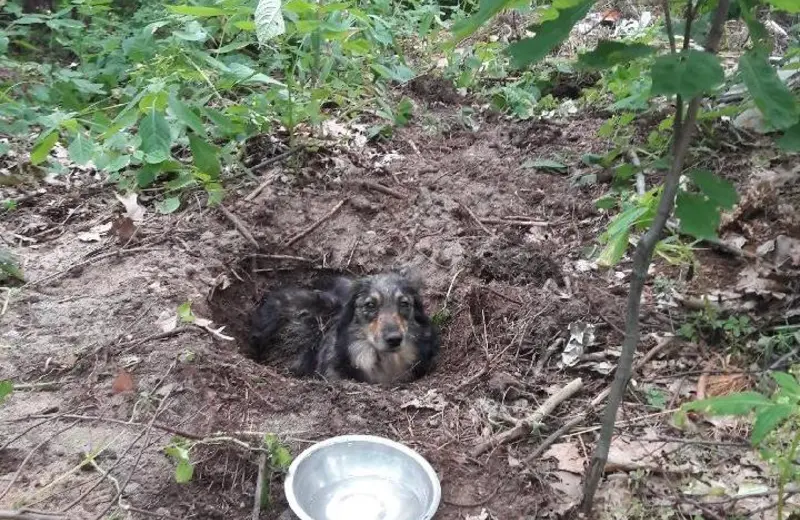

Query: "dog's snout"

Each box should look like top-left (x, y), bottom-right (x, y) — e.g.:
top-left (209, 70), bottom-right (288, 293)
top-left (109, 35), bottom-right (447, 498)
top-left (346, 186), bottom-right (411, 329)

top-left (383, 327), bottom-right (403, 349)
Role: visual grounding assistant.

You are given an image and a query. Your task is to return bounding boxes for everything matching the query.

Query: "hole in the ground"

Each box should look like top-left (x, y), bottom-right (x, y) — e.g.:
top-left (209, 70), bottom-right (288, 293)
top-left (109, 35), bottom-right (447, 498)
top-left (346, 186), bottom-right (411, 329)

top-left (207, 258), bottom-right (351, 362)
top-left (207, 256), bottom-right (483, 386)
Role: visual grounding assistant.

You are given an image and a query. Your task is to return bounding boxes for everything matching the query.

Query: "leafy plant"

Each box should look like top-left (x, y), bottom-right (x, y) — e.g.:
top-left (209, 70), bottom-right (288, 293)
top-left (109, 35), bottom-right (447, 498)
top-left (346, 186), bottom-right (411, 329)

top-left (0, 380), bottom-right (12, 405)
top-left (164, 437), bottom-right (195, 484)
top-left (0, 247), bottom-right (25, 284)
top-left (449, 0), bottom-right (800, 512)
top-left (679, 307), bottom-right (756, 351)
top-left (676, 371), bottom-right (800, 519)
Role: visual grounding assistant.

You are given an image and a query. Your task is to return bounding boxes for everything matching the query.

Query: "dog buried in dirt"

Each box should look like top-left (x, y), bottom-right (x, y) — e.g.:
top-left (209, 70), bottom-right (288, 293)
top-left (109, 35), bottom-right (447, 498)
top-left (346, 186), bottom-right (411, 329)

top-left (248, 268), bottom-right (440, 385)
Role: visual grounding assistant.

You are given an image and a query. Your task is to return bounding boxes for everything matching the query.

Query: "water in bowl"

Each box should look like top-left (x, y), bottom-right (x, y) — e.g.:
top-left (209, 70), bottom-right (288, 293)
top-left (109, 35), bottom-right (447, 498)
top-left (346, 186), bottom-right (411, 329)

top-left (306, 475), bottom-right (425, 520)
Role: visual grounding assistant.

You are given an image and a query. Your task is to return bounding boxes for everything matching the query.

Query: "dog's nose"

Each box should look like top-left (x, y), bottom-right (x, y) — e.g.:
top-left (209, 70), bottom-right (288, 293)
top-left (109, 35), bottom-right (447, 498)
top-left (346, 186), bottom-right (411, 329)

top-left (384, 331), bottom-right (403, 349)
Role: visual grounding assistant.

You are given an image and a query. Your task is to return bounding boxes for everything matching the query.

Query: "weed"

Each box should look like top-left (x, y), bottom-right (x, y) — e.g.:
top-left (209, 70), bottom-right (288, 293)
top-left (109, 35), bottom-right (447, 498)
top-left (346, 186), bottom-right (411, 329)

top-left (678, 306), bottom-right (756, 352)
top-left (677, 371), bottom-right (800, 520)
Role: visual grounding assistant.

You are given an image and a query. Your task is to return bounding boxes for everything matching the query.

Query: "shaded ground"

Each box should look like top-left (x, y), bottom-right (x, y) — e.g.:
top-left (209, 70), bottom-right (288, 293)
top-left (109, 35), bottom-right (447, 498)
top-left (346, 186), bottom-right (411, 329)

top-left (1, 94), bottom-right (799, 520)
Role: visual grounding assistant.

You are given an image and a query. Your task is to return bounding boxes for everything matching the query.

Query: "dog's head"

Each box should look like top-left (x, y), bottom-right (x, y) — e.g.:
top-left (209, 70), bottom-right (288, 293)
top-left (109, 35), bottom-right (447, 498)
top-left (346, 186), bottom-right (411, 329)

top-left (343, 270), bottom-right (426, 354)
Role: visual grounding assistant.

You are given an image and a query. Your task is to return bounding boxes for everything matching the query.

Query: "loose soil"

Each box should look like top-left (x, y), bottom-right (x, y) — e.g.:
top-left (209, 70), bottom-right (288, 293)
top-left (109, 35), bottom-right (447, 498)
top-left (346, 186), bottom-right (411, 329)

top-left (1, 97), bottom-right (798, 520)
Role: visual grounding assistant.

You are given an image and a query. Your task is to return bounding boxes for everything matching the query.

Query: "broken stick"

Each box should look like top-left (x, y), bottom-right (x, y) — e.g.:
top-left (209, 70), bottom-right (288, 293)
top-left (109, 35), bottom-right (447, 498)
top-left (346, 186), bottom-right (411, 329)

top-left (219, 205), bottom-right (260, 249)
top-left (284, 199), bottom-right (347, 248)
top-left (350, 180), bottom-right (406, 200)
top-left (470, 377), bottom-right (583, 457)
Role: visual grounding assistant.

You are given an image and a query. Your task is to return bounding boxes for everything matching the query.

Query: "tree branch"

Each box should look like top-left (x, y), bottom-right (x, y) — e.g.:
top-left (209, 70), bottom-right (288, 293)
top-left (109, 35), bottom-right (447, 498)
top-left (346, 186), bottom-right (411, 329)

top-left (579, 0), bottom-right (731, 513)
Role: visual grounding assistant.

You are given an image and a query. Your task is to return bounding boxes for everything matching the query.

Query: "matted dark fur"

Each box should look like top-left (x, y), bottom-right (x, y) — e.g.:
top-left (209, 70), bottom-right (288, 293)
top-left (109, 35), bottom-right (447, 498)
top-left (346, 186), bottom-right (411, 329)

top-left (248, 269), bottom-right (440, 385)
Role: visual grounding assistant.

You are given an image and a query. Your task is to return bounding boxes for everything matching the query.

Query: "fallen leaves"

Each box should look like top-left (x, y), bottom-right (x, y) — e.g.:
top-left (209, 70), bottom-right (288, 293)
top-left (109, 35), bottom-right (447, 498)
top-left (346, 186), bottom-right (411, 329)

top-left (115, 191), bottom-right (146, 223)
top-left (111, 369), bottom-right (135, 393)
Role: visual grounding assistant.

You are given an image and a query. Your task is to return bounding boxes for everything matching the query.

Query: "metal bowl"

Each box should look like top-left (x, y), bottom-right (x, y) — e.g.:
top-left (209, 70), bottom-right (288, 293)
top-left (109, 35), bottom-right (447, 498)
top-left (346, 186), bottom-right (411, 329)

top-left (284, 434), bottom-right (441, 520)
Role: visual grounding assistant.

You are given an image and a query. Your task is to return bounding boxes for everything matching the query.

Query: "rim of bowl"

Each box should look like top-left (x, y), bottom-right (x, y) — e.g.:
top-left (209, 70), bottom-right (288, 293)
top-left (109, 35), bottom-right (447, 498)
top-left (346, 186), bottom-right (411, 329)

top-left (284, 434), bottom-right (442, 520)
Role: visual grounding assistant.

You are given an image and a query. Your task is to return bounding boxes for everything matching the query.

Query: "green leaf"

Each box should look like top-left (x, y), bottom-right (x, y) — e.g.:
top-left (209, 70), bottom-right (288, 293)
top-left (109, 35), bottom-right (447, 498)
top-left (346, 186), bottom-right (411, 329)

top-left (739, 49), bottom-right (800, 131)
top-left (521, 158), bottom-right (568, 173)
top-left (139, 91), bottom-right (169, 112)
top-left (688, 169), bottom-right (738, 209)
top-left (175, 459), bottom-right (194, 483)
top-left (751, 404), bottom-right (794, 444)
top-left (168, 95), bottom-right (206, 135)
top-left (234, 20), bottom-right (256, 31)
top-left (681, 391), bottom-right (771, 416)
top-left (606, 205), bottom-right (648, 237)
top-left (650, 50), bottom-right (724, 99)
top-left (597, 228), bottom-right (629, 267)
top-left (450, 0), bottom-right (515, 44)
top-left (167, 5), bottom-right (227, 17)
top-left (507, 0), bottom-right (596, 68)
top-left (68, 132), bottom-right (96, 166)
top-left (264, 434), bottom-right (293, 469)
top-left (138, 109), bottom-right (172, 164)
top-left (156, 197), bottom-right (181, 214)
top-left (772, 372), bottom-right (800, 399)
top-left (205, 182), bottom-right (225, 206)
top-left (188, 134), bottom-right (221, 178)
top-left (255, 0), bottom-right (286, 44)
top-left (177, 302), bottom-right (195, 323)
top-left (777, 123), bottom-right (800, 152)
top-left (765, 0), bottom-right (800, 12)
top-left (0, 380), bottom-right (12, 404)
top-left (675, 191), bottom-right (721, 240)
top-left (577, 40), bottom-right (656, 69)
top-left (30, 130), bottom-right (59, 165)
top-left (594, 195), bottom-right (616, 210)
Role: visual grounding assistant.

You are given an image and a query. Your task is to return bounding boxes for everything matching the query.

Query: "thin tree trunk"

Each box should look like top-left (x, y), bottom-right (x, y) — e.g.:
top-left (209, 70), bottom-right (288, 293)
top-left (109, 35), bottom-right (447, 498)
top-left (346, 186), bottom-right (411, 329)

top-left (579, 0), bottom-right (732, 513)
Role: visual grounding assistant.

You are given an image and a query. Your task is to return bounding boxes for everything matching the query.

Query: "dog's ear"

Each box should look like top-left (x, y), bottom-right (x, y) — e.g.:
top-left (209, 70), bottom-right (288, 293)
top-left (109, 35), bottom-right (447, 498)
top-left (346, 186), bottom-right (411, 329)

top-left (336, 279), bottom-right (360, 329)
top-left (395, 264), bottom-right (423, 291)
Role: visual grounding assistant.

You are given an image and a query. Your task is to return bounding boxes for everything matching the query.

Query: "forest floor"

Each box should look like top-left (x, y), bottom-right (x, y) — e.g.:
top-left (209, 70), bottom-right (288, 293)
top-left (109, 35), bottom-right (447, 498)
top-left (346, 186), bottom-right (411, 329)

top-left (2, 75), bottom-right (800, 519)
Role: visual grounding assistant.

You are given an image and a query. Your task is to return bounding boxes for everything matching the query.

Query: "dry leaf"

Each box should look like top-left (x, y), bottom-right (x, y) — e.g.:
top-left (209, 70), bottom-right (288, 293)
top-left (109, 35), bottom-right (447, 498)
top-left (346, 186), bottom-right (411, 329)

top-left (112, 370), bottom-right (135, 393)
top-left (114, 192), bottom-right (146, 223)
top-left (543, 442), bottom-right (584, 474)
top-left (111, 216), bottom-right (137, 243)
top-left (401, 389), bottom-right (447, 412)
top-left (155, 310), bottom-right (178, 333)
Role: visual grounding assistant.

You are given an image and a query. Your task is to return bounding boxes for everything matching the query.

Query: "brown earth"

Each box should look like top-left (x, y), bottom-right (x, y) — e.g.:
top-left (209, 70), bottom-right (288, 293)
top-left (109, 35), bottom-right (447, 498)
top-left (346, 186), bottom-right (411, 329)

top-left (1, 95), bottom-right (799, 520)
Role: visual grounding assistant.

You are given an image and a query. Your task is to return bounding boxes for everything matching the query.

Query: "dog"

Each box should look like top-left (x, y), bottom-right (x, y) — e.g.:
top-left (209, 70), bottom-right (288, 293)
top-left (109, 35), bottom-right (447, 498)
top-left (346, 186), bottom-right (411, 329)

top-left (248, 269), bottom-right (439, 385)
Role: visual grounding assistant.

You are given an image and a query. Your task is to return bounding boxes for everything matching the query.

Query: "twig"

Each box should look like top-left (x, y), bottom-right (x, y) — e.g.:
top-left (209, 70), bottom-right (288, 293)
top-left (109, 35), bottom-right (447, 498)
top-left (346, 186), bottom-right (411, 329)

top-left (349, 180), bottom-right (406, 200)
top-left (252, 453), bottom-right (268, 520)
top-left (0, 510), bottom-right (66, 520)
top-left (629, 150), bottom-right (645, 196)
top-left (0, 420), bottom-right (81, 501)
top-left (115, 326), bottom-right (191, 351)
top-left (662, 1), bottom-right (677, 53)
top-left (245, 172), bottom-right (277, 202)
top-left (0, 414), bottom-right (62, 451)
top-left (534, 337), bottom-right (564, 376)
top-left (525, 413), bottom-right (587, 463)
top-left (459, 202), bottom-right (495, 236)
top-left (24, 247), bottom-right (162, 288)
top-left (483, 285), bottom-right (524, 306)
top-left (526, 337), bottom-right (673, 464)
top-left (479, 217), bottom-right (548, 227)
top-left (219, 205), bottom-right (260, 249)
top-left (444, 267), bottom-right (464, 307)
top-left (91, 385), bottom-right (174, 520)
top-left (470, 377), bottom-right (583, 457)
top-left (249, 147), bottom-right (301, 173)
top-left (246, 253), bottom-right (313, 263)
top-left (284, 199), bottom-right (347, 247)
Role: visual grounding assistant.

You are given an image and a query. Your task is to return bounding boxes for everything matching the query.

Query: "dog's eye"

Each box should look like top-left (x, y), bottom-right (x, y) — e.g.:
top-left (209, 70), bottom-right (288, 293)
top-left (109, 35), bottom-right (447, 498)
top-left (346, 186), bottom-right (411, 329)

top-left (398, 298), bottom-right (411, 310)
top-left (363, 300), bottom-right (376, 311)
